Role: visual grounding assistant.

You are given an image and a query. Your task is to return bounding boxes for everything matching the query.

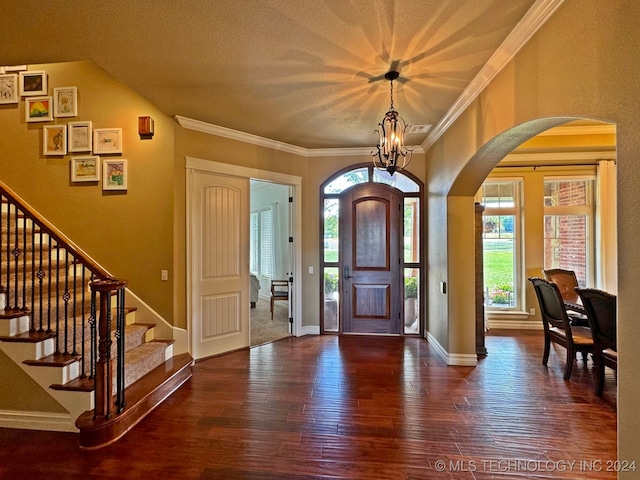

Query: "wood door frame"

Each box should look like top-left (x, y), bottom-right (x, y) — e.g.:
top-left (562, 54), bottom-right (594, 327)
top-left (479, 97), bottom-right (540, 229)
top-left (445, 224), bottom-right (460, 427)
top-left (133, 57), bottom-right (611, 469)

top-left (186, 157), bottom-right (302, 355)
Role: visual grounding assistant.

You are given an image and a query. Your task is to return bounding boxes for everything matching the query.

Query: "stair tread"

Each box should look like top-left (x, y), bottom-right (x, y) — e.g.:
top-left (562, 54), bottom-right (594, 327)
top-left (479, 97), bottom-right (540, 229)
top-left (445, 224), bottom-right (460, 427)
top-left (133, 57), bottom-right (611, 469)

top-left (0, 330), bottom-right (55, 343)
top-left (76, 353), bottom-right (194, 449)
top-left (23, 352), bottom-right (81, 367)
top-left (49, 339), bottom-right (174, 392)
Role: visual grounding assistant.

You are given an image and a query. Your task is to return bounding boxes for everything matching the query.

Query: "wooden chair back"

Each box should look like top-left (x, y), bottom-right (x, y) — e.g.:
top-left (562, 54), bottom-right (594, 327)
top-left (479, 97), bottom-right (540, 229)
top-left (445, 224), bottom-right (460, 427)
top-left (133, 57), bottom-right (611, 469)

top-left (542, 268), bottom-right (579, 303)
top-left (575, 288), bottom-right (616, 352)
top-left (270, 280), bottom-right (289, 319)
top-left (530, 276), bottom-right (570, 331)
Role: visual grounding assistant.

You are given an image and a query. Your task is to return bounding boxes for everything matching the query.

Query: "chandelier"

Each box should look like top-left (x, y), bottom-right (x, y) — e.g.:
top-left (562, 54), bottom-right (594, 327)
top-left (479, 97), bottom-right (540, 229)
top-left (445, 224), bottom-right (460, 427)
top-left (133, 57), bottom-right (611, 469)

top-left (372, 70), bottom-right (414, 176)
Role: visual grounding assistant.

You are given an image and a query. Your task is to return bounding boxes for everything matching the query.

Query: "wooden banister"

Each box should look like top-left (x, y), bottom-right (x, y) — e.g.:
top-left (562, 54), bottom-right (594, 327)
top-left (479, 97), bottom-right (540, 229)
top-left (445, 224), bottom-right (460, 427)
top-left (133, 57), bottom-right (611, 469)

top-left (0, 179), bottom-right (127, 415)
top-left (0, 181), bottom-right (112, 281)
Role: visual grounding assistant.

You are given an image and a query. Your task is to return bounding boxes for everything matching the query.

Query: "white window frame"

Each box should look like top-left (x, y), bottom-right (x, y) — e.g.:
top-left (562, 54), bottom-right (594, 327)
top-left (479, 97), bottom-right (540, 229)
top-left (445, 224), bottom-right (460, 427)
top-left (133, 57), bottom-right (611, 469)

top-left (543, 175), bottom-right (596, 286)
top-left (476, 178), bottom-right (524, 312)
top-left (250, 206), bottom-right (275, 280)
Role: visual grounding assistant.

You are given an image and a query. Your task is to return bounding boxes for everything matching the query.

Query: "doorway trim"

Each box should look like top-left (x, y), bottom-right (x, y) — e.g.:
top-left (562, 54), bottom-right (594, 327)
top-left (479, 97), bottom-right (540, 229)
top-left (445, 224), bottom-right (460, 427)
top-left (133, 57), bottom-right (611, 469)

top-left (185, 156), bottom-right (303, 352)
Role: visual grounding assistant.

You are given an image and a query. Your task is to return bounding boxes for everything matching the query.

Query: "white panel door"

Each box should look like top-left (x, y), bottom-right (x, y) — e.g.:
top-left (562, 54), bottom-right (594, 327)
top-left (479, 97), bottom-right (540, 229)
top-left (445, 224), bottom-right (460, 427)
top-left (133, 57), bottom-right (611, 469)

top-left (190, 171), bottom-right (249, 359)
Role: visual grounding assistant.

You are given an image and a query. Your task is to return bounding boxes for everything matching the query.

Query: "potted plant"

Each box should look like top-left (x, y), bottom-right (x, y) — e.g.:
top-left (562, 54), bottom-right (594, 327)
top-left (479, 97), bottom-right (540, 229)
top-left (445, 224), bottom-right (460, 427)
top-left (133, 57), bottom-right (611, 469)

top-left (323, 271), bottom-right (339, 330)
top-left (404, 277), bottom-right (418, 327)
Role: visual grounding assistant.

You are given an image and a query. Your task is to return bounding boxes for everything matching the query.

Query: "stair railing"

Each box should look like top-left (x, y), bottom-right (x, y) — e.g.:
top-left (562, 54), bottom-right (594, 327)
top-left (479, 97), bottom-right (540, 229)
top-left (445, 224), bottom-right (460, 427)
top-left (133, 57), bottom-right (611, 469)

top-left (91, 279), bottom-right (127, 418)
top-left (0, 181), bottom-right (127, 410)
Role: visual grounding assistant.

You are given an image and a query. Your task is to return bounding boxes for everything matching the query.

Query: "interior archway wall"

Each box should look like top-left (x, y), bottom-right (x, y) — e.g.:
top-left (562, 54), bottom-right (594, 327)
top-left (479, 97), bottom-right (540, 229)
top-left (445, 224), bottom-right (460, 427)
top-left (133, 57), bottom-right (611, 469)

top-left (425, 0), bottom-right (638, 466)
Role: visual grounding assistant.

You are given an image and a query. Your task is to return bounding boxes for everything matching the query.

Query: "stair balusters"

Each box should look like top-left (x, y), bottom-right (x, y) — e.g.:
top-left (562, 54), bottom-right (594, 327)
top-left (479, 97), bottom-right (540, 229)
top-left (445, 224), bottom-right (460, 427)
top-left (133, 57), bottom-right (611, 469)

top-left (1, 181), bottom-right (126, 417)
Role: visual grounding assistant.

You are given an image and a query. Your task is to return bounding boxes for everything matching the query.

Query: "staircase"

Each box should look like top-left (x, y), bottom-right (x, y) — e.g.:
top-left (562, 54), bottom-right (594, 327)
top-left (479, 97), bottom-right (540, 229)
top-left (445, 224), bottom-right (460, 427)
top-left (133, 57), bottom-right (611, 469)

top-left (0, 182), bottom-right (193, 449)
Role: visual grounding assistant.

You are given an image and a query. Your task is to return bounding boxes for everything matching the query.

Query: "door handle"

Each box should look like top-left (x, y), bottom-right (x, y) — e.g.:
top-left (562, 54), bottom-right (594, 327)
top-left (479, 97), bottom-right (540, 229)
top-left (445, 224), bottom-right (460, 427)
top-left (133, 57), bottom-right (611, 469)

top-left (343, 265), bottom-right (353, 280)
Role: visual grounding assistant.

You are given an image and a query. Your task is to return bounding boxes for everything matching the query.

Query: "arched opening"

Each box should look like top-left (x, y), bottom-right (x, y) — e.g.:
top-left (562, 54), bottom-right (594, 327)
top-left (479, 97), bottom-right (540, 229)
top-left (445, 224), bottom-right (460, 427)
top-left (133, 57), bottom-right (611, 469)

top-left (319, 164), bottom-right (424, 336)
top-left (446, 116), bottom-right (616, 358)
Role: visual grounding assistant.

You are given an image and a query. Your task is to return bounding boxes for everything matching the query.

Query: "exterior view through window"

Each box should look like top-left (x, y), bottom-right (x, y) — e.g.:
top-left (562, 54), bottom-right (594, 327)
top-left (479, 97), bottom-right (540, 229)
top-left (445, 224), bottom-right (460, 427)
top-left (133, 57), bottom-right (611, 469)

top-left (478, 181), bottom-right (521, 310)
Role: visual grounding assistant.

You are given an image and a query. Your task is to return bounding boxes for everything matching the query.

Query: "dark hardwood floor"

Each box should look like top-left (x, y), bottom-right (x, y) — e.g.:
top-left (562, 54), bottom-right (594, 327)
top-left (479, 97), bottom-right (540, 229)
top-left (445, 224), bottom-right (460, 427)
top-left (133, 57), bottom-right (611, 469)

top-left (0, 330), bottom-right (617, 479)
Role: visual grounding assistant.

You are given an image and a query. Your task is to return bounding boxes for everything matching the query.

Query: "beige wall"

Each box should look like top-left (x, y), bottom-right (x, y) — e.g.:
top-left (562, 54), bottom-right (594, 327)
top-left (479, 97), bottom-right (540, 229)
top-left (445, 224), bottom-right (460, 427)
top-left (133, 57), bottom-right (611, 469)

top-left (427, 0), bottom-right (639, 469)
top-left (173, 128), bottom-right (427, 329)
top-left (0, 351), bottom-right (66, 412)
top-left (0, 61), bottom-right (176, 322)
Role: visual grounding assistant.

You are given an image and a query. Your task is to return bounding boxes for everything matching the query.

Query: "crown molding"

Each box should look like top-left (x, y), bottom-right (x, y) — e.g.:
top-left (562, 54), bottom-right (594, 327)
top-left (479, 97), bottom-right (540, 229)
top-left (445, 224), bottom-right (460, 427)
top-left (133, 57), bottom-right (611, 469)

top-left (175, 115), bottom-right (423, 158)
top-left (537, 124), bottom-right (616, 136)
top-left (421, 0), bottom-right (566, 152)
top-left (501, 150), bottom-right (616, 164)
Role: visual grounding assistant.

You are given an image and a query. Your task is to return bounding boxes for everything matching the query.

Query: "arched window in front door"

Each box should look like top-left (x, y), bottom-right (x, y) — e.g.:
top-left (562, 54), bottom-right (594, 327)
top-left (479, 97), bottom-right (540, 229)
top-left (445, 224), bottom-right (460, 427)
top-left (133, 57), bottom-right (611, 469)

top-left (320, 164), bottom-right (423, 335)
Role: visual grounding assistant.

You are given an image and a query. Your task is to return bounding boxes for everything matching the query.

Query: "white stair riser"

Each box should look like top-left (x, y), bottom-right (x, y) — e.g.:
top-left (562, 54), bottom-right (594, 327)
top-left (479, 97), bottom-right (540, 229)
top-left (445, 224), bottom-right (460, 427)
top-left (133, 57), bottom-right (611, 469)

top-left (164, 343), bottom-right (174, 362)
top-left (0, 315), bottom-right (30, 336)
top-left (24, 362), bottom-right (80, 388)
top-left (1, 337), bottom-right (55, 360)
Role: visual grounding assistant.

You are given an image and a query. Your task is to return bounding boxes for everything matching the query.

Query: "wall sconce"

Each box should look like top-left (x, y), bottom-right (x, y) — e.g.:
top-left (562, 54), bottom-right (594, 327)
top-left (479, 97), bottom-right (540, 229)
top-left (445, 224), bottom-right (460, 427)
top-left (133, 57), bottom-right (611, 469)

top-left (138, 116), bottom-right (154, 139)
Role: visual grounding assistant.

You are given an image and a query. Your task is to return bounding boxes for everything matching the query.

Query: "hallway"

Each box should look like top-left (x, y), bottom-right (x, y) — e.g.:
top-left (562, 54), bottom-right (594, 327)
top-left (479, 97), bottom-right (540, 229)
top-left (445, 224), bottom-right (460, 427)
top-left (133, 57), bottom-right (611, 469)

top-left (0, 331), bottom-right (617, 479)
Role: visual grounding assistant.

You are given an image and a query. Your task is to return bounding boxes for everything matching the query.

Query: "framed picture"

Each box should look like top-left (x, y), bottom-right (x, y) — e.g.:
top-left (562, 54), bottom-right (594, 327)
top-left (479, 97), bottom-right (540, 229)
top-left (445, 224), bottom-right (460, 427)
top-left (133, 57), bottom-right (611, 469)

top-left (0, 74), bottom-right (18, 104)
top-left (93, 128), bottom-right (122, 154)
top-left (68, 121), bottom-right (92, 152)
top-left (71, 155), bottom-right (100, 182)
top-left (19, 70), bottom-right (47, 96)
top-left (25, 96), bottom-right (53, 122)
top-left (103, 159), bottom-right (127, 190)
top-left (53, 86), bottom-right (77, 117)
top-left (43, 125), bottom-right (67, 155)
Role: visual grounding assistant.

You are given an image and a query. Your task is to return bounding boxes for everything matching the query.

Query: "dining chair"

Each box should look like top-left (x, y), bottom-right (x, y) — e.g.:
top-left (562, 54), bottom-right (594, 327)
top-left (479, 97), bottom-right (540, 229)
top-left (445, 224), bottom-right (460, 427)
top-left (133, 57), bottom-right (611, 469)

top-left (542, 268), bottom-right (588, 326)
top-left (270, 280), bottom-right (289, 320)
top-left (575, 287), bottom-right (617, 396)
top-left (528, 277), bottom-right (594, 380)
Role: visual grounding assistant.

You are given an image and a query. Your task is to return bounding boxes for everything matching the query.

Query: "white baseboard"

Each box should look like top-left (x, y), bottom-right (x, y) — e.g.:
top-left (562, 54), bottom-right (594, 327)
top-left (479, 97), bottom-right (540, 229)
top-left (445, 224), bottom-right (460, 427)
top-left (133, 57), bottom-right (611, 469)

top-left (427, 331), bottom-right (478, 366)
top-left (299, 325), bottom-right (320, 336)
top-left (487, 319), bottom-right (543, 330)
top-left (0, 410), bottom-right (76, 432)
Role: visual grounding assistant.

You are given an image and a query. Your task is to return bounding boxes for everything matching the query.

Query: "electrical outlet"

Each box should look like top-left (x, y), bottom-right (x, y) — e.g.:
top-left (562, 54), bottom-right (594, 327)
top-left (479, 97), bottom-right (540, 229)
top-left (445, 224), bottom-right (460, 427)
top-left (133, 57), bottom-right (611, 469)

top-left (161, 270), bottom-right (168, 281)
top-left (529, 308), bottom-right (535, 316)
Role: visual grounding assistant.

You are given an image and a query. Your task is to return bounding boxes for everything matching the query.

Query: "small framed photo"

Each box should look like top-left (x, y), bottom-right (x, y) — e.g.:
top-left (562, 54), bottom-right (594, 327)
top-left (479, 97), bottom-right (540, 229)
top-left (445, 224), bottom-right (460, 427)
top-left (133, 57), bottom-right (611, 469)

top-left (68, 121), bottom-right (92, 152)
top-left (103, 158), bottom-right (128, 190)
top-left (43, 125), bottom-right (67, 155)
top-left (25, 96), bottom-right (53, 122)
top-left (53, 86), bottom-right (77, 117)
top-left (93, 128), bottom-right (122, 154)
top-left (0, 74), bottom-right (19, 104)
top-left (19, 70), bottom-right (47, 96)
top-left (71, 155), bottom-right (100, 182)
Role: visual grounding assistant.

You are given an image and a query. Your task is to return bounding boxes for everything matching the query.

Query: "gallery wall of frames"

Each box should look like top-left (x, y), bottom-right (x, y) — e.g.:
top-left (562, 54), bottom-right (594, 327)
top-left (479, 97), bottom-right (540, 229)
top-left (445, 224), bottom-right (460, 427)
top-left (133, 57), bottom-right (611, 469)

top-left (0, 66), bottom-right (127, 191)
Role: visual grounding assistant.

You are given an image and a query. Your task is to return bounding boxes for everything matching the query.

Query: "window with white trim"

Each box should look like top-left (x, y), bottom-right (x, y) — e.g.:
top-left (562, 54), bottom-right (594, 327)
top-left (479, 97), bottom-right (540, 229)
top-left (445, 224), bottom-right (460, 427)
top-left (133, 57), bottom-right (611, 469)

top-left (543, 178), bottom-right (595, 286)
top-left (250, 207), bottom-right (274, 279)
top-left (477, 180), bottom-right (522, 310)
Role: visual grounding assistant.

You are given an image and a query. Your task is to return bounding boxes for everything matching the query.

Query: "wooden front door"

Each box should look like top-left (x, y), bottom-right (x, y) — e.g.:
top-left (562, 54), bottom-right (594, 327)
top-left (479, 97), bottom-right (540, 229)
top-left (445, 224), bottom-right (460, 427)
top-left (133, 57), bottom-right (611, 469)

top-left (340, 184), bottom-right (402, 334)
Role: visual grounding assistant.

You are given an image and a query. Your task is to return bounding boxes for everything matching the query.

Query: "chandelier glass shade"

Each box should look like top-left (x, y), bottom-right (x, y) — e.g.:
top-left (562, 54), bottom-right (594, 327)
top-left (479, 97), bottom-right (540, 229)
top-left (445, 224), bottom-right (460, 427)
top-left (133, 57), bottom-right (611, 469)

top-left (372, 71), bottom-right (414, 176)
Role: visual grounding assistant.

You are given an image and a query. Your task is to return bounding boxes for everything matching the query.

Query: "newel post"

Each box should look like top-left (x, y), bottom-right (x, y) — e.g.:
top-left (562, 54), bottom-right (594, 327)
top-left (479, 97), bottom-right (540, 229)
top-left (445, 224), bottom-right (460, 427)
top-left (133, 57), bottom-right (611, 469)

top-left (91, 278), bottom-right (127, 419)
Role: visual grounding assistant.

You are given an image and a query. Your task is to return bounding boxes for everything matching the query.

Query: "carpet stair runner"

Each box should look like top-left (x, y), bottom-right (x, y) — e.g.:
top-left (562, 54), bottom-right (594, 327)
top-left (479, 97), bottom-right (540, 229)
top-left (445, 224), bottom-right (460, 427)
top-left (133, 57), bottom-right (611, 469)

top-left (0, 206), bottom-right (193, 448)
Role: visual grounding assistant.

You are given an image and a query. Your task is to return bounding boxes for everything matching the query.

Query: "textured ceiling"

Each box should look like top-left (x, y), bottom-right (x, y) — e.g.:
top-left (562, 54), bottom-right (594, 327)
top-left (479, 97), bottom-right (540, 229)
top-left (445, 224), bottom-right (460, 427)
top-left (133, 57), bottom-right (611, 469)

top-left (3, 0), bottom-right (542, 149)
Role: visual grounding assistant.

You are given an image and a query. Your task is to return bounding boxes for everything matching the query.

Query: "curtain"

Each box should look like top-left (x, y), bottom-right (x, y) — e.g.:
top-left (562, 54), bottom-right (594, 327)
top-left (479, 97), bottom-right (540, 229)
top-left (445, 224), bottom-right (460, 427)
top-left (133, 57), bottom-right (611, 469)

top-left (595, 160), bottom-right (617, 293)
